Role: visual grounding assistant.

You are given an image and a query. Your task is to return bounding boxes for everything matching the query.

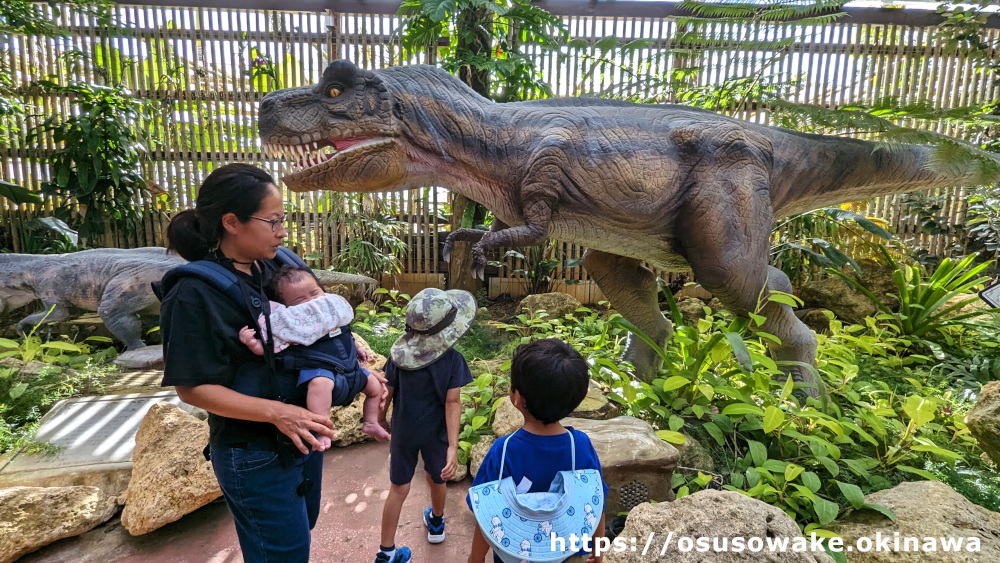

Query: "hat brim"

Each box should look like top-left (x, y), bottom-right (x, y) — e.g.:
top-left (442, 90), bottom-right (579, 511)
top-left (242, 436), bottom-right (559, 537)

top-left (390, 289), bottom-right (477, 370)
top-left (470, 471), bottom-right (605, 563)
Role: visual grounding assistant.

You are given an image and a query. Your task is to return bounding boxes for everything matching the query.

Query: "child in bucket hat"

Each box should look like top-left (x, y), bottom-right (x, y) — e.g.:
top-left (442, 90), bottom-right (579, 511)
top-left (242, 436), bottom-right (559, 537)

top-left (374, 288), bottom-right (477, 563)
top-left (467, 339), bottom-right (608, 563)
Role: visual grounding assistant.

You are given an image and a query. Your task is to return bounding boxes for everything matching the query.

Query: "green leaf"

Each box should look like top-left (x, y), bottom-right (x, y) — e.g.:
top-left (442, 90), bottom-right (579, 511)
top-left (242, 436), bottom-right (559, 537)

top-left (835, 481), bottom-right (866, 509)
top-left (763, 405), bottom-right (785, 433)
top-left (780, 375), bottom-right (794, 400)
top-left (703, 421), bottom-right (725, 446)
top-left (722, 403), bottom-right (764, 417)
top-left (861, 503), bottom-right (896, 522)
top-left (785, 463), bottom-right (804, 482)
top-left (723, 332), bottom-right (753, 371)
top-left (896, 465), bottom-right (938, 480)
top-left (9, 382), bottom-right (29, 399)
top-left (747, 440), bottom-right (767, 467)
top-left (801, 471), bottom-right (822, 493)
top-left (902, 395), bottom-right (937, 429)
top-left (656, 430), bottom-right (687, 445)
top-left (40, 341), bottom-right (82, 352)
top-left (660, 376), bottom-right (687, 393)
top-left (668, 415), bottom-right (684, 432)
top-left (816, 456), bottom-right (840, 477)
top-left (471, 415), bottom-right (487, 430)
top-left (0, 338), bottom-right (20, 350)
top-left (812, 496), bottom-right (840, 526)
top-left (911, 444), bottom-right (963, 461)
top-left (0, 180), bottom-right (43, 205)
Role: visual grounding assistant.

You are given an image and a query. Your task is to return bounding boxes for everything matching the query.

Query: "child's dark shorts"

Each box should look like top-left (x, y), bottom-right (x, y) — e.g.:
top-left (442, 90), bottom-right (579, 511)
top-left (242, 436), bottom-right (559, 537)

top-left (389, 433), bottom-right (449, 485)
top-left (298, 368), bottom-right (369, 407)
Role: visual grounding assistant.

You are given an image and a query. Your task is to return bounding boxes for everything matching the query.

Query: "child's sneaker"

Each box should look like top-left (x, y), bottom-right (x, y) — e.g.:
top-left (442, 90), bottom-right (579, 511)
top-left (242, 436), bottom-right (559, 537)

top-left (374, 546), bottom-right (411, 563)
top-left (423, 506), bottom-right (445, 543)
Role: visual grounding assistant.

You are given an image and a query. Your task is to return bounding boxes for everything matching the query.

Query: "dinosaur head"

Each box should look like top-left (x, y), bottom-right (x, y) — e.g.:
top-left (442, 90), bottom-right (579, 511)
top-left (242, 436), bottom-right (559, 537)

top-left (259, 59), bottom-right (407, 192)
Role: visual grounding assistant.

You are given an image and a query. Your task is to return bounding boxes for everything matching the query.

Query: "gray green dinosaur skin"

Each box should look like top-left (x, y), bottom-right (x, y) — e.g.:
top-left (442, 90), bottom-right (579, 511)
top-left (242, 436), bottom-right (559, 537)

top-left (0, 248), bottom-right (184, 350)
top-left (0, 247), bottom-right (377, 350)
top-left (259, 59), bottom-right (987, 394)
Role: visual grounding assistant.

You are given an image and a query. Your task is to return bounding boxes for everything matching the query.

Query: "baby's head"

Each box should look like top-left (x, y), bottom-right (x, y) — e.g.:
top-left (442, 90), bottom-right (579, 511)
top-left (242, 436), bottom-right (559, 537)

top-left (510, 338), bottom-right (589, 425)
top-left (267, 265), bottom-right (324, 306)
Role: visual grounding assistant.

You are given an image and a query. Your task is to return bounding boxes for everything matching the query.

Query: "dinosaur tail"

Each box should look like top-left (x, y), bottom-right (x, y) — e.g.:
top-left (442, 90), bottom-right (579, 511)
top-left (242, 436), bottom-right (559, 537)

top-left (768, 132), bottom-right (994, 218)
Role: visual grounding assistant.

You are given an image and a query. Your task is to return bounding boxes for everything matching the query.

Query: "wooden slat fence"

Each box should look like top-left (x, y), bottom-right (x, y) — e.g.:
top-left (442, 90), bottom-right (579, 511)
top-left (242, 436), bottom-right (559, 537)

top-left (1, 3), bottom-right (996, 293)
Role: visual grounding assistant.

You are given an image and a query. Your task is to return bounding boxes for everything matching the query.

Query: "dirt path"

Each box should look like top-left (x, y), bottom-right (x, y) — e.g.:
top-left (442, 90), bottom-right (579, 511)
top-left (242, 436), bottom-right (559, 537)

top-left (22, 441), bottom-right (479, 563)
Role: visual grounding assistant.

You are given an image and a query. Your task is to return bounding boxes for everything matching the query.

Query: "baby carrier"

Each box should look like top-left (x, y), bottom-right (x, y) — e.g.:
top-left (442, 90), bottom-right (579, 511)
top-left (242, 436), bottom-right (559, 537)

top-left (154, 247), bottom-right (314, 464)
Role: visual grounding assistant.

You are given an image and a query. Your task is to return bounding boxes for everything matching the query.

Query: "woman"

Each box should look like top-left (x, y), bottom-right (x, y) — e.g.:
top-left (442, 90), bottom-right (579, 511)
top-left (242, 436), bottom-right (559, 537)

top-left (159, 163), bottom-right (334, 562)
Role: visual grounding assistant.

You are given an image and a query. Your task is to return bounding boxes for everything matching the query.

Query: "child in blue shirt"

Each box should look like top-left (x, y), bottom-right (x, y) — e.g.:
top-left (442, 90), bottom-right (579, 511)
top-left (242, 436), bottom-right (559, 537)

top-left (468, 338), bottom-right (608, 563)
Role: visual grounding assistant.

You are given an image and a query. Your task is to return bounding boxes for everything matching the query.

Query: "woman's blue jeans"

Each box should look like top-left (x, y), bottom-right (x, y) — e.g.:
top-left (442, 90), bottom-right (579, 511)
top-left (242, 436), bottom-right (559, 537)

top-left (211, 445), bottom-right (323, 563)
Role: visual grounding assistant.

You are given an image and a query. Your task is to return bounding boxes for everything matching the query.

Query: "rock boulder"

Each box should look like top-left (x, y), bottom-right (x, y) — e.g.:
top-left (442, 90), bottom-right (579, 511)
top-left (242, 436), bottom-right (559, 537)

top-left (569, 416), bottom-right (679, 517)
top-left (967, 381), bottom-right (1000, 465)
top-left (827, 480), bottom-right (1000, 562)
top-left (120, 402), bottom-right (221, 535)
top-left (0, 485), bottom-right (117, 563)
top-left (519, 292), bottom-right (582, 320)
top-left (605, 491), bottom-right (833, 562)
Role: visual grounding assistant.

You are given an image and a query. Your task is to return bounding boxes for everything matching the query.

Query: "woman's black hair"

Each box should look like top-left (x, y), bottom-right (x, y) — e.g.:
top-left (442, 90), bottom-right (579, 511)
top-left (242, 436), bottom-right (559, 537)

top-left (266, 265), bottom-right (322, 303)
top-left (166, 163), bottom-right (277, 261)
top-left (510, 338), bottom-right (590, 425)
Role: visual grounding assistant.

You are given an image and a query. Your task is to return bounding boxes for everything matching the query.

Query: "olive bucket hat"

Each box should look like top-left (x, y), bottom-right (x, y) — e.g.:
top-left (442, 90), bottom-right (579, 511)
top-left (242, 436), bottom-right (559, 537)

top-left (390, 288), bottom-right (476, 370)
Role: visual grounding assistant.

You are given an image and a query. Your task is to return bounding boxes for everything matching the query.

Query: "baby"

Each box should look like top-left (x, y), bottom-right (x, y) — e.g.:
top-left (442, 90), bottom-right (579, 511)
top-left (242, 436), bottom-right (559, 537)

top-left (239, 265), bottom-right (389, 450)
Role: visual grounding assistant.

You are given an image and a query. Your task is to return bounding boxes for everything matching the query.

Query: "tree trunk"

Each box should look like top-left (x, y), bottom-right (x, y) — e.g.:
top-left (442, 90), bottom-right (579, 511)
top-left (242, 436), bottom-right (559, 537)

top-left (447, 4), bottom-right (493, 294)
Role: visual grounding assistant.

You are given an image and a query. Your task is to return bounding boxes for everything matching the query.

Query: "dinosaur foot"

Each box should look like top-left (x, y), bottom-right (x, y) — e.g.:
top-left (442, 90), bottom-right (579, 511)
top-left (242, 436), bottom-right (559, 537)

top-left (773, 365), bottom-right (822, 403)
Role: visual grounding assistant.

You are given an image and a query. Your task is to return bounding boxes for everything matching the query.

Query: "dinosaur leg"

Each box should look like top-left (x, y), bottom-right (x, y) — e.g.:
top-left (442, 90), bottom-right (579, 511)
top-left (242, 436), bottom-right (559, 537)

top-left (678, 168), bottom-right (821, 399)
top-left (583, 250), bottom-right (671, 382)
top-left (442, 220), bottom-right (508, 262)
top-left (17, 301), bottom-right (69, 336)
top-left (98, 278), bottom-right (156, 351)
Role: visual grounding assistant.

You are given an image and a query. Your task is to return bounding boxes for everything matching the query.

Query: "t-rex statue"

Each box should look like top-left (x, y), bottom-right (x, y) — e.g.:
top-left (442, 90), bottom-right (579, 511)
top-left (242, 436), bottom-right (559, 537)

top-left (258, 59), bottom-right (988, 396)
top-left (0, 246), bottom-right (377, 350)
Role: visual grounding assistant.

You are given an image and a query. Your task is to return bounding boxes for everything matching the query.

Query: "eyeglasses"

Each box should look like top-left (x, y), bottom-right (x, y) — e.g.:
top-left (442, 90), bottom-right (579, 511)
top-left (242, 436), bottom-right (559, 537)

top-left (249, 214), bottom-right (287, 232)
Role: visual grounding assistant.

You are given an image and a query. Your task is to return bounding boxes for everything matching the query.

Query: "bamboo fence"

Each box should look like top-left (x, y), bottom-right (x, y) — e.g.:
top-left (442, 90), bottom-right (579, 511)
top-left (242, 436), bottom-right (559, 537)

top-left (1, 2), bottom-right (997, 297)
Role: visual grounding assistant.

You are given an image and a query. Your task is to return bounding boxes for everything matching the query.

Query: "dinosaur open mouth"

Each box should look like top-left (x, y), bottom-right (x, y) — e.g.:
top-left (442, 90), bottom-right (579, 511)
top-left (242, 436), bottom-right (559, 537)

top-left (262, 138), bottom-right (383, 174)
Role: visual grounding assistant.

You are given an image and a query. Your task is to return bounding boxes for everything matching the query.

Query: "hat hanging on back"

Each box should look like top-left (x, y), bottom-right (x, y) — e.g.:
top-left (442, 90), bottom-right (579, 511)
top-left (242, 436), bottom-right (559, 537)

top-left (390, 288), bottom-right (476, 369)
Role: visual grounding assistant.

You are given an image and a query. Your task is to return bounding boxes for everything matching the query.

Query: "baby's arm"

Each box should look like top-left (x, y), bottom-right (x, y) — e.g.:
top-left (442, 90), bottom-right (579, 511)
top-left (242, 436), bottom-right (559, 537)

top-left (239, 326), bottom-right (265, 356)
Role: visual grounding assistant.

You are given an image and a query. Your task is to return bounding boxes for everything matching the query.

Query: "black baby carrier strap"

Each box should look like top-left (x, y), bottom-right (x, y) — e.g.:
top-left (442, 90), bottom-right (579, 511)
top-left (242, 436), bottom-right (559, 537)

top-left (154, 247), bottom-right (310, 466)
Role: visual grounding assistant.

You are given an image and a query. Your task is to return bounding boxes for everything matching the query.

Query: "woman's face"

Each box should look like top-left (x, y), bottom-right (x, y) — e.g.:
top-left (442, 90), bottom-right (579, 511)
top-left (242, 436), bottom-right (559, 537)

top-left (222, 185), bottom-right (287, 261)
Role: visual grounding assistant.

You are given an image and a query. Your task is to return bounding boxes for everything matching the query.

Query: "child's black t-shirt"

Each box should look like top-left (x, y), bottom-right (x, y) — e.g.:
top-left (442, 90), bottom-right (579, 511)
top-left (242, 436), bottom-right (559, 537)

top-left (384, 348), bottom-right (473, 444)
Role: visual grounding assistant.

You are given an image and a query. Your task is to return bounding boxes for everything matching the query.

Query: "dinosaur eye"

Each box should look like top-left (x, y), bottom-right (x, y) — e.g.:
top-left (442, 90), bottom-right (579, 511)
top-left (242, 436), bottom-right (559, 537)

top-left (328, 87), bottom-right (341, 98)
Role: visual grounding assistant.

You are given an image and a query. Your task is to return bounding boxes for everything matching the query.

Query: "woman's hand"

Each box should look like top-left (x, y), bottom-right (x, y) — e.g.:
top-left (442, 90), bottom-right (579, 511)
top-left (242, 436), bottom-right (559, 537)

top-left (270, 403), bottom-right (335, 454)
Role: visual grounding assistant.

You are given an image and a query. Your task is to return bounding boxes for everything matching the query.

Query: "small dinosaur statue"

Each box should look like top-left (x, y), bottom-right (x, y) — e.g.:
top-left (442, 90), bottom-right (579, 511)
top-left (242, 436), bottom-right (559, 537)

top-left (0, 246), bottom-right (378, 350)
top-left (258, 60), bottom-right (990, 396)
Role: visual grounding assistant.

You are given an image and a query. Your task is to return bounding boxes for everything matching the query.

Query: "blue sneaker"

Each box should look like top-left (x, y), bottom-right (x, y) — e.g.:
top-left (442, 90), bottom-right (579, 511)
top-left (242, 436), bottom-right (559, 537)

top-left (374, 546), bottom-right (411, 563)
top-left (423, 505), bottom-right (445, 543)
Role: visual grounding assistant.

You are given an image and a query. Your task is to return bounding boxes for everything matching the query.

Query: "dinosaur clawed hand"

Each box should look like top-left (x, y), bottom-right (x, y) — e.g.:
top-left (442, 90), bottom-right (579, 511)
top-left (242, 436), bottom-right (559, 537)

top-left (470, 246), bottom-right (488, 280)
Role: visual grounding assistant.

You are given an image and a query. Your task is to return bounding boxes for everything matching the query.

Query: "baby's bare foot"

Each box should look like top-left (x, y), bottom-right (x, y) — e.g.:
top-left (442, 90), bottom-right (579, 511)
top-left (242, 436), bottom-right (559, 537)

top-left (362, 421), bottom-right (390, 442)
top-left (317, 435), bottom-right (332, 451)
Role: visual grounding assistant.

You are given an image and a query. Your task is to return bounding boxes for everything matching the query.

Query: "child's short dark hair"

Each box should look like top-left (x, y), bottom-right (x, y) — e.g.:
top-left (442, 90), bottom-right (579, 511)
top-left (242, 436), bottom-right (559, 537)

top-left (510, 339), bottom-right (589, 425)
top-left (266, 265), bottom-right (321, 303)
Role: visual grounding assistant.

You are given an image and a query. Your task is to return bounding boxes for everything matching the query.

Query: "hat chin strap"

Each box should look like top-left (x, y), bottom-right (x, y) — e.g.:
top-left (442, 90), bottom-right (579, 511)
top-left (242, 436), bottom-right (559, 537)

top-left (405, 305), bottom-right (457, 336)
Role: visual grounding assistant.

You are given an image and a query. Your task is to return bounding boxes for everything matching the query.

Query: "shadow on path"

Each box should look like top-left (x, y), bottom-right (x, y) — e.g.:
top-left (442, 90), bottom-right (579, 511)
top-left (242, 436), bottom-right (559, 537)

top-left (23, 441), bottom-right (478, 563)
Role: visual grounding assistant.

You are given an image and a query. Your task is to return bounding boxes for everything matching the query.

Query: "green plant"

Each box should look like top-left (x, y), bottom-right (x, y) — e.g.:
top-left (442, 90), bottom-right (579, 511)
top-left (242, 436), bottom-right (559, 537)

top-left (830, 248), bottom-right (1000, 342)
top-left (396, 0), bottom-right (568, 101)
top-left (27, 80), bottom-right (156, 245)
top-left (494, 240), bottom-right (584, 295)
top-left (13, 217), bottom-right (80, 255)
top-left (771, 206), bottom-right (896, 286)
top-left (0, 325), bottom-right (118, 454)
top-left (458, 370), bottom-right (508, 465)
top-left (330, 195), bottom-right (408, 294)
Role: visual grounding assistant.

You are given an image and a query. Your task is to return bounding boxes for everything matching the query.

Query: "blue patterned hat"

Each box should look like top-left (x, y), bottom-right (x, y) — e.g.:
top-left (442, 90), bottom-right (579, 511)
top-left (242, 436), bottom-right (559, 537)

top-left (470, 431), bottom-right (605, 563)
